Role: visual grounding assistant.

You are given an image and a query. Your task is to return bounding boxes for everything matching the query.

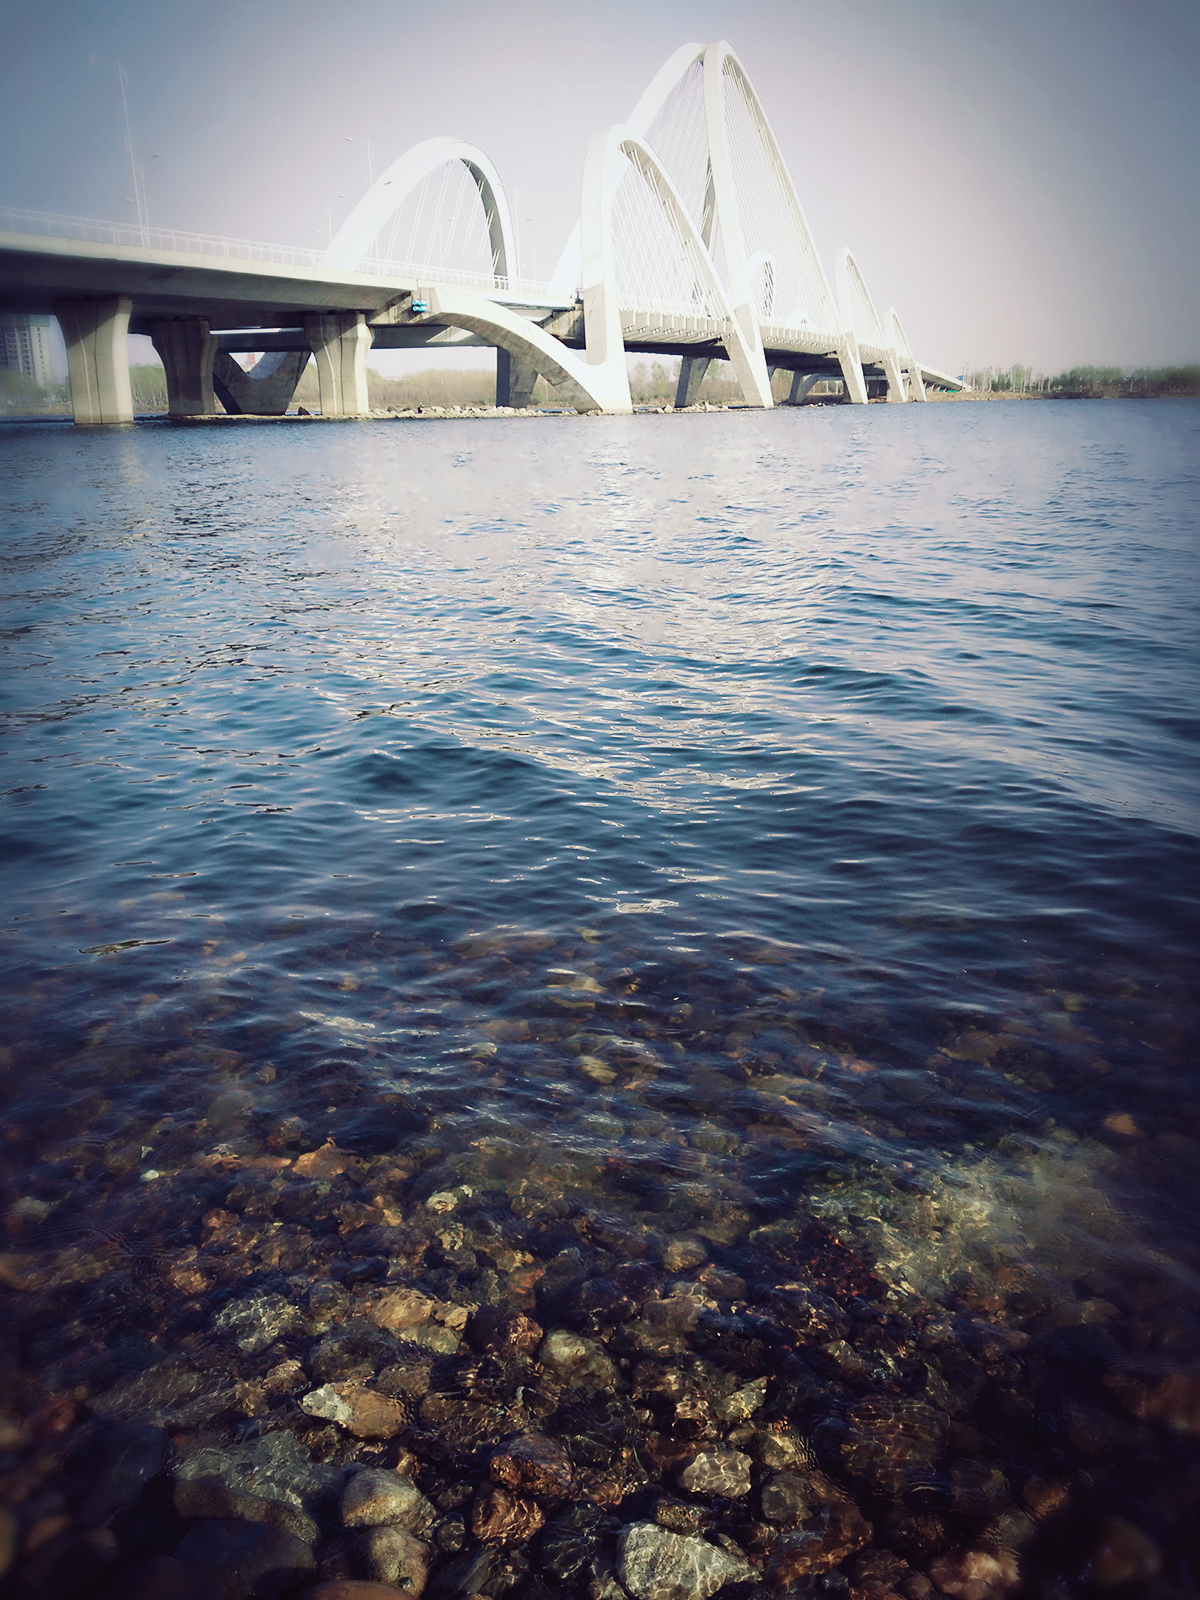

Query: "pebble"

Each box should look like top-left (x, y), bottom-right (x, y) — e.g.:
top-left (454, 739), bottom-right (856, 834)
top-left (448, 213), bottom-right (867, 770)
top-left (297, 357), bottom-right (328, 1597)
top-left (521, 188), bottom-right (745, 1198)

top-left (471, 1482), bottom-right (545, 1545)
top-left (359, 1526), bottom-right (431, 1593)
top-left (927, 1548), bottom-right (1020, 1600)
top-left (1085, 1516), bottom-right (1163, 1588)
top-left (489, 1432), bottom-right (575, 1502)
top-left (616, 1522), bottom-right (750, 1600)
top-left (341, 1469), bottom-right (436, 1533)
top-left (212, 1291), bottom-right (300, 1353)
top-left (300, 1384), bottom-right (407, 1439)
top-left (538, 1329), bottom-right (618, 1392)
top-left (426, 1544), bottom-right (530, 1598)
top-left (677, 1449), bottom-right (752, 1498)
top-left (173, 1519), bottom-right (315, 1600)
top-left (762, 1476), bottom-right (872, 1581)
top-left (1104, 1366), bottom-right (1200, 1432)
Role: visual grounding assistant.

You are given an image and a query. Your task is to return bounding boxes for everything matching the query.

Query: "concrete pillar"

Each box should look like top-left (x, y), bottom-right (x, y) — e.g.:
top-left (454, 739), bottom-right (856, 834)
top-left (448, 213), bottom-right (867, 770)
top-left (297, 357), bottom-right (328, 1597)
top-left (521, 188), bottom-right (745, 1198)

top-left (881, 348), bottom-right (909, 404)
top-left (907, 363), bottom-right (928, 402)
top-left (496, 348), bottom-right (539, 408)
top-left (303, 312), bottom-right (371, 418)
top-left (787, 372), bottom-right (820, 403)
top-left (150, 319), bottom-right (219, 417)
top-left (836, 336), bottom-right (868, 405)
top-left (212, 350), bottom-right (309, 416)
top-left (54, 298), bottom-right (134, 426)
top-left (674, 355), bottom-right (712, 408)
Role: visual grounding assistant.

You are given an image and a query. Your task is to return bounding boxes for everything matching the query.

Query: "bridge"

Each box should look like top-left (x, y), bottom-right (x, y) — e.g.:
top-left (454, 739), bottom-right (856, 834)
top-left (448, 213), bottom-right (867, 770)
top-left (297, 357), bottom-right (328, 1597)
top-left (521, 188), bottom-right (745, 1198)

top-left (0, 40), bottom-right (963, 425)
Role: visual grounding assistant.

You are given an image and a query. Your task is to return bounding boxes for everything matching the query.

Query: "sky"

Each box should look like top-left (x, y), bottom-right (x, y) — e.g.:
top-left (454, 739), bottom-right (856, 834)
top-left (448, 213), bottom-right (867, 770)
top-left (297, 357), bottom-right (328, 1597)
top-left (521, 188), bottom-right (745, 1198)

top-left (3, 0), bottom-right (1198, 377)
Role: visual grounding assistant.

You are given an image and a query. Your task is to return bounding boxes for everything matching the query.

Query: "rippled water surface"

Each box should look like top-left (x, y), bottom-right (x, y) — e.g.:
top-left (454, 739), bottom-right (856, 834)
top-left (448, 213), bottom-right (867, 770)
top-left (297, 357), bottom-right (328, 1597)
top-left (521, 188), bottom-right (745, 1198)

top-left (1, 401), bottom-right (1198, 1596)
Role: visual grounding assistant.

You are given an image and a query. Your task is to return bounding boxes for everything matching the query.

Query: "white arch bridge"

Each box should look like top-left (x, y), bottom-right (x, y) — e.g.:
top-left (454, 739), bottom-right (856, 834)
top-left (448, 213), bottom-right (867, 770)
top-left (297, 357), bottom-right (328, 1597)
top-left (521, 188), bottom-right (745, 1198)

top-left (0, 40), bottom-right (962, 424)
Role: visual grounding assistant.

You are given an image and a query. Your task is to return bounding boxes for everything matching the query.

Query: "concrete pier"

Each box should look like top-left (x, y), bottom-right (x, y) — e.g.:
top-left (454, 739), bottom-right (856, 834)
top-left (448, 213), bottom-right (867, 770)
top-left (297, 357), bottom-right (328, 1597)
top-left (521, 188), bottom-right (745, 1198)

top-left (675, 355), bottom-right (712, 408)
top-left (496, 349), bottom-right (539, 408)
top-left (212, 350), bottom-right (309, 416)
top-left (304, 313), bottom-right (371, 418)
top-left (54, 298), bottom-right (134, 426)
top-left (151, 318), bottom-right (219, 417)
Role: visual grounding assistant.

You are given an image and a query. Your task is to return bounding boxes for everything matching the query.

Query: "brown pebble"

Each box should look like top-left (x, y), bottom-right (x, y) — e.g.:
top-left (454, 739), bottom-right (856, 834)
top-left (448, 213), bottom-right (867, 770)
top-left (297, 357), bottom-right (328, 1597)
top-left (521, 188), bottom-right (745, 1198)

top-left (489, 1432), bottom-right (574, 1503)
top-left (927, 1547), bottom-right (1020, 1599)
top-left (1086, 1516), bottom-right (1163, 1587)
top-left (471, 1482), bottom-right (544, 1546)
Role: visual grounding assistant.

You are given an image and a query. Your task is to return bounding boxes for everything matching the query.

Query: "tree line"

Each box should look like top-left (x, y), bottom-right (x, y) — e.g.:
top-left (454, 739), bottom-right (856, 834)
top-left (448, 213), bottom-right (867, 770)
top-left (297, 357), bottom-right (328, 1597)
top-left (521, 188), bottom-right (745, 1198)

top-left (962, 364), bottom-right (1200, 397)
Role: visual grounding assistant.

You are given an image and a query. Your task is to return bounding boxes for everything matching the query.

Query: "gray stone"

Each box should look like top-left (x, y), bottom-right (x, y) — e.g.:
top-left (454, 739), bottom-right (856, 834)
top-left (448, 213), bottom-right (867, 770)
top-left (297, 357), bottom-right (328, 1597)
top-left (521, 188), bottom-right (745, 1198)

top-left (341, 1469), bottom-right (436, 1533)
top-left (176, 1432), bottom-right (343, 1516)
top-left (172, 1519), bottom-right (314, 1600)
top-left (300, 1384), bottom-right (406, 1439)
top-left (212, 1291), bottom-right (299, 1354)
top-left (359, 1526), bottom-right (431, 1594)
top-left (760, 1471), bottom-right (812, 1526)
top-left (538, 1329), bottom-right (618, 1392)
top-left (427, 1544), bottom-right (530, 1599)
top-left (616, 1523), bottom-right (750, 1600)
top-left (173, 1478), bottom-right (318, 1545)
top-left (677, 1450), bottom-right (753, 1499)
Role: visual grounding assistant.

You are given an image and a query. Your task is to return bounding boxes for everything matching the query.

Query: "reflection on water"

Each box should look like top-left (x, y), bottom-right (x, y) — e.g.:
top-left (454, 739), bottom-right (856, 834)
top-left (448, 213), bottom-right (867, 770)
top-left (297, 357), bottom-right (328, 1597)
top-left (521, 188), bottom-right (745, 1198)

top-left (0, 402), bottom-right (1197, 1597)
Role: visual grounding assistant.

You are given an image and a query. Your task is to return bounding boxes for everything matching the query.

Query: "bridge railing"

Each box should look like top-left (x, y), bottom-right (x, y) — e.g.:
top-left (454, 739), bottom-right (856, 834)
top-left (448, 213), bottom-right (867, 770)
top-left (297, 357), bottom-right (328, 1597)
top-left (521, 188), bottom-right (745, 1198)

top-left (0, 206), bottom-right (556, 304)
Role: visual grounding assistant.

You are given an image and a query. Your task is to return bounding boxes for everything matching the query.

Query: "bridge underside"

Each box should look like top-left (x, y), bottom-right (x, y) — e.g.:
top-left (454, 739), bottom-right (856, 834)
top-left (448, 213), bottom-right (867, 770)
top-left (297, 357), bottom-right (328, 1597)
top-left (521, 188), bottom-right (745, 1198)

top-left (1, 230), bottom-right (961, 423)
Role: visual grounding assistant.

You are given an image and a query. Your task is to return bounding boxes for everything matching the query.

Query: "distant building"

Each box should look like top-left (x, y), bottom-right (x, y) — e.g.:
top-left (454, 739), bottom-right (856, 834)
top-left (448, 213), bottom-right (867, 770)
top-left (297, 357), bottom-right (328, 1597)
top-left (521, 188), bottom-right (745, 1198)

top-left (0, 314), bottom-right (54, 387)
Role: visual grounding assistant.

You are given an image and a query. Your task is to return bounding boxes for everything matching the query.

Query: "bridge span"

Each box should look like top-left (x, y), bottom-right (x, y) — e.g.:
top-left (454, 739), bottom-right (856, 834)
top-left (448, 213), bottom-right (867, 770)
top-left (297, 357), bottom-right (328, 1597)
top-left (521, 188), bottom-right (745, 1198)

top-left (0, 40), bottom-right (963, 425)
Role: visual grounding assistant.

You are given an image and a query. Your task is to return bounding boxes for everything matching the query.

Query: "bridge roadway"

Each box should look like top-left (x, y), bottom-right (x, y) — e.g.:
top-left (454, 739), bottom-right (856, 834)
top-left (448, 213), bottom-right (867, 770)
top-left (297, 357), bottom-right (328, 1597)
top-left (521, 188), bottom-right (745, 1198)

top-left (0, 216), bottom-right (962, 424)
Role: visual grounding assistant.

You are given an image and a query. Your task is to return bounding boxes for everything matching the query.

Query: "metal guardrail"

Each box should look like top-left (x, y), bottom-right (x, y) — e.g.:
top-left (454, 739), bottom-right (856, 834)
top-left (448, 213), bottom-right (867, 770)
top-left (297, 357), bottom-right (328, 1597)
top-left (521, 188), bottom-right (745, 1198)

top-left (0, 205), bottom-right (557, 304)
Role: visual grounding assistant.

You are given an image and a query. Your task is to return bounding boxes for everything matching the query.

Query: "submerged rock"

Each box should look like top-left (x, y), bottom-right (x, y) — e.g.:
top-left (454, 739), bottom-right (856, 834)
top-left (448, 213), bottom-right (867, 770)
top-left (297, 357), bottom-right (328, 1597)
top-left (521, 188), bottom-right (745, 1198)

top-left (539, 1329), bottom-right (619, 1391)
top-left (677, 1449), bottom-right (752, 1498)
top-left (489, 1431), bottom-right (575, 1502)
top-left (301, 1383), bottom-right (407, 1439)
top-left (174, 1478), bottom-right (318, 1545)
top-left (341, 1469), bottom-right (436, 1534)
top-left (616, 1522), bottom-right (751, 1600)
top-left (358, 1525), bottom-right (431, 1592)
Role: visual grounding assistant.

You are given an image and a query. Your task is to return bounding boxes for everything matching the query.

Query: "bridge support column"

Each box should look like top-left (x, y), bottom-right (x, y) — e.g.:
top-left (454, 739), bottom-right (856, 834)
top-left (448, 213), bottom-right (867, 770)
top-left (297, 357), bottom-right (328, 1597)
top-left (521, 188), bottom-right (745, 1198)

top-left (907, 364), bottom-right (928, 402)
top-left (881, 348), bottom-right (908, 404)
top-left (787, 373), bottom-right (820, 403)
top-left (496, 349), bottom-right (539, 408)
top-left (212, 351), bottom-right (309, 416)
top-left (304, 313), bottom-right (371, 417)
top-left (837, 336), bottom-right (868, 405)
top-left (674, 355), bottom-right (711, 408)
top-left (150, 318), bottom-right (219, 417)
top-left (55, 298), bottom-right (134, 426)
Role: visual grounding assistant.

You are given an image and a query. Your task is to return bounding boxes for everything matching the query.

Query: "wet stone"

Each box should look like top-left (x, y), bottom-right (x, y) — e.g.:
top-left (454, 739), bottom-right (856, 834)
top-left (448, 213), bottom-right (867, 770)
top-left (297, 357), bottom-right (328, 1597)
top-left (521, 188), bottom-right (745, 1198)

top-left (174, 1518), bottom-right (315, 1600)
top-left (537, 1504), bottom-right (615, 1583)
top-left (760, 1471), bottom-right (812, 1526)
top-left (467, 1306), bottom-right (544, 1357)
top-left (309, 1321), bottom-right (401, 1384)
top-left (301, 1383), bottom-right (407, 1439)
top-left (341, 1469), bottom-right (436, 1534)
top-left (926, 1547), bottom-right (1021, 1599)
top-left (762, 1475), bottom-right (872, 1582)
top-left (677, 1449), bottom-right (752, 1498)
top-left (1084, 1516), bottom-right (1164, 1588)
top-left (212, 1289), bottom-right (300, 1353)
top-left (616, 1522), bottom-right (751, 1600)
top-left (489, 1431), bottom-right (575, 1502)
top-left (303, 1280), bottom-right (350, 1335)
top-left (472, 1481), bottom-right (545, 1545)
top-left (173, 1477), bottom-right (319, 1545)
top-left (358, 1526), bottom-right (431, 1593)
top-left (427, 1543), bottom-right (530, 1599)
top-left (538, 1329), bottom-right (619, 1392)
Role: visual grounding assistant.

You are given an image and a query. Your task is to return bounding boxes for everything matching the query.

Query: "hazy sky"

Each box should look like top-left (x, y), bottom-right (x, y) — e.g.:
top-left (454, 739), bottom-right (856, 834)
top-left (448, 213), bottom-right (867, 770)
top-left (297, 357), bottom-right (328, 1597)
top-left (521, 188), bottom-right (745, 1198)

top-left (4, 0), bottom-right (1198, 375)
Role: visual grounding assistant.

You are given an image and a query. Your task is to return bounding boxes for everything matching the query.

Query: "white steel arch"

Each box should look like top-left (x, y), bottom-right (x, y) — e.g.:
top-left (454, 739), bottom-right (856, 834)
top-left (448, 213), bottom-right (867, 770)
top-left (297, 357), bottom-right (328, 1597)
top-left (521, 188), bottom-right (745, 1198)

top-left (581, 124), bottom-right (771, 409)
top-left (890, 308), bottom-right (928, 401)
top-left (836, 247), bottom-right (906, 402)
top-left (324, 137), bottom-right (517, 282)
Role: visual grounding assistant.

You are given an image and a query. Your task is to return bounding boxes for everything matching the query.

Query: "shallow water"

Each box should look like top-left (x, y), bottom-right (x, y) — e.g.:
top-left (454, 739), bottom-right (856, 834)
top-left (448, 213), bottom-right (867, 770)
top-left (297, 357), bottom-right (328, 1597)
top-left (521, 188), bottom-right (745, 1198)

top-left (1, 400), bottom-right (1198, 1596)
